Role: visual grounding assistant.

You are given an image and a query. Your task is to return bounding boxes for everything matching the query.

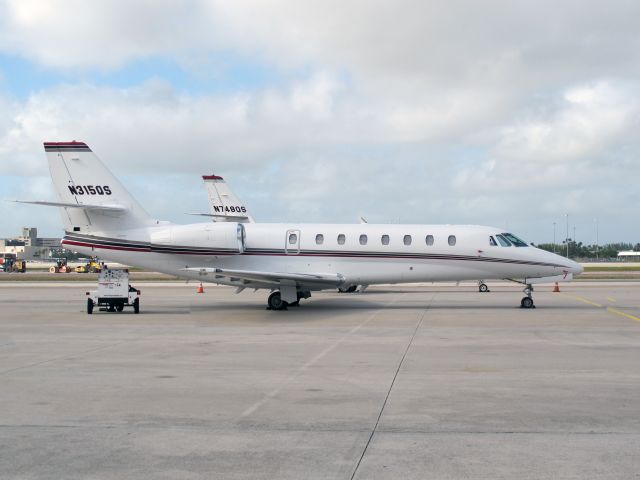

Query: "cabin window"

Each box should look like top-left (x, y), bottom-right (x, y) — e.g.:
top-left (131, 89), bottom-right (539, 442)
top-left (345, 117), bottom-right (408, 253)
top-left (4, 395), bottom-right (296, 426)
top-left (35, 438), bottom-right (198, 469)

top-left (337, 234), bottom-right (346, 245)
top-left (288, 233), bottom-right (298, 244)
top-left (381, 234), bottom-right (390, 245)
top-left (448, 235), bottom-right (456, 246)
top-left (502, 232), bottom-right (528, 247)
top-left (359, 234), bottom-right (368, 245)
top-left (489, 236), bottom-right (497, 246)
top-left (496, 234), bottom-right (512, 247)
top-left (425, 235), bottom-right (434, 246)
top-left (403, 235), bottom-right (412, 246)
top-left (316, 234), bottom-right (324, 245)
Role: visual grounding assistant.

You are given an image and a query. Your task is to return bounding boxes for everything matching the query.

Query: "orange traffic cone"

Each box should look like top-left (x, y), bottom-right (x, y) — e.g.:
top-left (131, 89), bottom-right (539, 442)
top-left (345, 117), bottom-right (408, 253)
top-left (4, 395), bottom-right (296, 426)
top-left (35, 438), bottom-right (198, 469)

top-left (552, 282), bottom-right (560, 293)
top-left (197, 283), bottom-right (205, 294)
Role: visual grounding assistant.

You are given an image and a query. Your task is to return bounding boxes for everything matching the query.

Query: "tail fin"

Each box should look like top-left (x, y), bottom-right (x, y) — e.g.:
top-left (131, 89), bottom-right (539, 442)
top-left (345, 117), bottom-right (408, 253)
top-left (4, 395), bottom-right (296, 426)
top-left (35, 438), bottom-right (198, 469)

top-left (201, 174), bottom-right (254, 223)
top-left (44, 141), bottom-right (155, 233)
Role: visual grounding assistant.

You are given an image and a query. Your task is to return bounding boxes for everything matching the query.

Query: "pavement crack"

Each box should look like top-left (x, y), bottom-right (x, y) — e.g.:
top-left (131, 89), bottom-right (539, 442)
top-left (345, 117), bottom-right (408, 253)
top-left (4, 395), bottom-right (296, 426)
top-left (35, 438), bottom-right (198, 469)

top-left (349, 296), bottom-right (431, 480)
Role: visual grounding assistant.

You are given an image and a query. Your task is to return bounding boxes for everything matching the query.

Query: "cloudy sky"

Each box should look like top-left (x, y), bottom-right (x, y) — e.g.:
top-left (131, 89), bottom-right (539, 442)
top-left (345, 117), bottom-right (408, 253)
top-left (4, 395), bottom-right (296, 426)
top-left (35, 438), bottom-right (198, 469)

top-left (1, 0), bottom-right (638, 244)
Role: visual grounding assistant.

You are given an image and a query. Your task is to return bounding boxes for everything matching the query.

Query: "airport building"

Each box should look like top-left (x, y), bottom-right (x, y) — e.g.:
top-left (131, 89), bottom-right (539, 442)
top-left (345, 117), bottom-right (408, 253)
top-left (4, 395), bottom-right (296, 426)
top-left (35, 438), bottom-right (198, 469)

top-left (0, 227), bottom-right (62, 260)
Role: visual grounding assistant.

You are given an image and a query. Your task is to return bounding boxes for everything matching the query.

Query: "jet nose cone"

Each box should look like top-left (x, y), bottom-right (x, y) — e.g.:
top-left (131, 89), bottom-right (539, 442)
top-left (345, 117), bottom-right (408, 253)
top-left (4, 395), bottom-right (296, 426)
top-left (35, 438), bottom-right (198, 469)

top-left (571, 261), bottom-right (584, 275)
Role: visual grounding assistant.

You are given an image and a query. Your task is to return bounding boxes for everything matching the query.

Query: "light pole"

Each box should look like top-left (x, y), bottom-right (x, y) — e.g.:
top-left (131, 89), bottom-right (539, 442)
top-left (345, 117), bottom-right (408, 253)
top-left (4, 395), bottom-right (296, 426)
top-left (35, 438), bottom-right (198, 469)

top-left (553, 222), bottom-right (556, 253)
top-left (595, 218), bottom-right (599, 261)
top-left (565, 213), bottom-right (569, 258)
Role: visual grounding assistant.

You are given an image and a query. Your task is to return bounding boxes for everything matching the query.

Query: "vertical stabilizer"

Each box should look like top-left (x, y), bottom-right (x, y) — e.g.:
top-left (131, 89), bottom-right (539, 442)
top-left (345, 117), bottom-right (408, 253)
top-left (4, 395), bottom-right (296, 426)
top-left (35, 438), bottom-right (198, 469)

top-left (44, 141), bottom-right (155, 233)
top-left (202, 174), bottom-right (254, 223)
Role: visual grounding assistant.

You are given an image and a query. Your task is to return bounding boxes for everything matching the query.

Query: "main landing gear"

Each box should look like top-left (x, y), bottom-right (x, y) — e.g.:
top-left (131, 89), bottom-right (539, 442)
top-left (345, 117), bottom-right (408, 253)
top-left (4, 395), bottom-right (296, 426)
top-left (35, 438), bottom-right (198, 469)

top-left (338, 285), bottom-right (358, 293)
top-left (267, 290), bottom-right (311, 311)
top-left (520, 285), bottom-right (535, 309)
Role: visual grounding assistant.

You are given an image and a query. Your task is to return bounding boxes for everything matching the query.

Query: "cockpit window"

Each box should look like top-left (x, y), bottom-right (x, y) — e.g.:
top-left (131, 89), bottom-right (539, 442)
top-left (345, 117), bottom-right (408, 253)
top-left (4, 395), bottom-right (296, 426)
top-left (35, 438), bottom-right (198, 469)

top-left (489, 236), bottom-right (497, 246)
top-left (495, 234), bottom-right (512, 247)
top-left (502, 233), bottom-right (528, 247)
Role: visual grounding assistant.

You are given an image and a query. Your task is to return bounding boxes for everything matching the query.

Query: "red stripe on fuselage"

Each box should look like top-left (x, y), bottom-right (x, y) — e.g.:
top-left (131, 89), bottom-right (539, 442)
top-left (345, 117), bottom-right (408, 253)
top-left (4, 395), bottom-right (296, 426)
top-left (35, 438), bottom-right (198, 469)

top-left (62, 239), bottom-right (150, 252)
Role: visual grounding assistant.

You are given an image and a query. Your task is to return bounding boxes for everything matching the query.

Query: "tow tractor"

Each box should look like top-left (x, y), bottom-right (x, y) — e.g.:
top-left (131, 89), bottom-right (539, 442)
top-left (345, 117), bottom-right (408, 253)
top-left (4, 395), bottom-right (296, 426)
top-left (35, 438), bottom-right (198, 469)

top-left (86, 268), bottom-right (140, 314)
top-left (75, 258), bottom-right (103, 273)
top-left (49, 258), bottom-right (71, 273)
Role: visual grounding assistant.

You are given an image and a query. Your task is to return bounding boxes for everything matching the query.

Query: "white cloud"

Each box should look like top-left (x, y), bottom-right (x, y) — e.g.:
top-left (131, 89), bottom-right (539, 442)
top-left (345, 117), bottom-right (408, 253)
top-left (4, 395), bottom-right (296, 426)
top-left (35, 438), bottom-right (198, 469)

top-left (1, 1), bottom-right (640, 242)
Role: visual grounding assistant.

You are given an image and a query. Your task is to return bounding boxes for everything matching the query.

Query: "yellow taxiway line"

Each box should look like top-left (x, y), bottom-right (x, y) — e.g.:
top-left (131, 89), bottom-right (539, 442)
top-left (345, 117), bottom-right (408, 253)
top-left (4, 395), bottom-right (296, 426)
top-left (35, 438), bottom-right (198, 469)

top-left (607, 307), bottom-right (640, 323)
top-left (563, 294), bottom-right (640, 323)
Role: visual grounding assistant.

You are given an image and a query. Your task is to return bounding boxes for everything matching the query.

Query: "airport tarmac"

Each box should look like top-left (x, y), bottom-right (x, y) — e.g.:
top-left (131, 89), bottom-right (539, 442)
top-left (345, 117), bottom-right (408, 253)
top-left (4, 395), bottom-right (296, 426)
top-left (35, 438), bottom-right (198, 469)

top-left (1, 282), bottom-right (639, 479)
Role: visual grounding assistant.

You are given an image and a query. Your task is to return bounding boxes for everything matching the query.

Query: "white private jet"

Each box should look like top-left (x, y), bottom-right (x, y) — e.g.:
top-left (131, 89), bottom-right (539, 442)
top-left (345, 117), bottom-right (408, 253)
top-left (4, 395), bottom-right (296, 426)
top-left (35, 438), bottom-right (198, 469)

top-left (190, 174), bottom-right (255, 223)
top-left (19, 141), bottom-right (583, 310)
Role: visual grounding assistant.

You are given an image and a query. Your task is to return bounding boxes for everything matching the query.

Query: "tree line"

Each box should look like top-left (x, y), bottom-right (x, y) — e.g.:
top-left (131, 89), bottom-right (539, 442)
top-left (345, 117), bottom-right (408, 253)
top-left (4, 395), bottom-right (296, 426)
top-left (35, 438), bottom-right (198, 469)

top-left (534, 241), bottom-right (640, 260)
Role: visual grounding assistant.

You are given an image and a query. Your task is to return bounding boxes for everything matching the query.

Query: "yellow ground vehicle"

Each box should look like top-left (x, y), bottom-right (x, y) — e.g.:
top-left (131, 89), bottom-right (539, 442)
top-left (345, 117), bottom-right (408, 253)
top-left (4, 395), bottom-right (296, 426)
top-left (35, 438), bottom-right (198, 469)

top-left (49, 258), bottom-right (71, 273)
top-left (0, 255), bottom-right (26, 273)
top-left (11, 259), bottom-right (26, 273)
top-left (75, 259), bottom-right (103, 273)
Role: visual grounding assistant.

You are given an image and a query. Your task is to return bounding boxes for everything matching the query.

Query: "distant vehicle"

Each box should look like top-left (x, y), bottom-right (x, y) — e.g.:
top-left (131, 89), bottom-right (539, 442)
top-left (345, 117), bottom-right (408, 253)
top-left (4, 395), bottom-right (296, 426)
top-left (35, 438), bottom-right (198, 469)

top-left (86, 268), bottom-right (140, 314)
top-left (20, 141), bottom-right (583, 310)
top-left (49, 258), bottom-right (71, 273)
top-left (0, 253), bottom-right (17, 272)
top-left (75, 258), bottom-right (103, 274)
top-left (0, 254), bottom-right (26, 273)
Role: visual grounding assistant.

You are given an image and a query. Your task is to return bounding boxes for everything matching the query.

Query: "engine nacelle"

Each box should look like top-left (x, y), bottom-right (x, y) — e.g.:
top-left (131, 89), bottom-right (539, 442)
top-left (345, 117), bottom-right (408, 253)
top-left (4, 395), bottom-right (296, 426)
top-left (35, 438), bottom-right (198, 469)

top-left (150, 222), bottom-right (245, 253)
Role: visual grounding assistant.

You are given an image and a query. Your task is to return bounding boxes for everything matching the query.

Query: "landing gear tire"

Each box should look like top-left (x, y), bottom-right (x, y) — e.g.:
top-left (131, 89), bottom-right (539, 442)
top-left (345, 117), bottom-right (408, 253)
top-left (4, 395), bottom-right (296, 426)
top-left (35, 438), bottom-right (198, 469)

top-left (478, 283), bottom-right (489, 293)
top-left (520, 284), bottom-right (535, 308)
top-left (338, 285), bottom-right (357, 293)
top-left (267, 291), bottom-right (288, 311)
top-left (521, 297), bottom-right (535, 309)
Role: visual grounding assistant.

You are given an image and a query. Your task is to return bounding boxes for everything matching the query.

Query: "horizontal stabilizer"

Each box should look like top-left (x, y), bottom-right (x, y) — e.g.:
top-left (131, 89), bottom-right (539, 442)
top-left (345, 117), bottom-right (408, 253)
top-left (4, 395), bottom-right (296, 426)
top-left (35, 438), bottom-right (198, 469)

top-left (182, 267), bottom-right (345, 287)
top-left (186, 212), bottom-right (251, 221)
top-left (15, 200), bottom-right (127, 213)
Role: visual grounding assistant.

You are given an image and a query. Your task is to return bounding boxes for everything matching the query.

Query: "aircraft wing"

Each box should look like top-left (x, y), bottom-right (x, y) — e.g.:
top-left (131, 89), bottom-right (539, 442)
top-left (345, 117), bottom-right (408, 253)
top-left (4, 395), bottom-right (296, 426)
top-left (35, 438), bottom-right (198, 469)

top-left (14, 200), bottom-right (127, 212)
top-left (182, 267), bottom-right (345, 287)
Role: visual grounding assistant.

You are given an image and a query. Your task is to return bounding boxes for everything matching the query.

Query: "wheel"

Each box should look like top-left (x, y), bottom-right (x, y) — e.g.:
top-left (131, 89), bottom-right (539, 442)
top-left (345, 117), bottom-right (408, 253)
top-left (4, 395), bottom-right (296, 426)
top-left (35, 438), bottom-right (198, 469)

top-left (267, 291), bottom-right (288, 310)
top-left (116, 305), bottom-right (124, 312)
top-left (133, 298), bottom-right (140, 314)
top-left (521, 297), bottom-right (534, 309)
top-left (107, 304), bottom-right (116, 312)
top-left (87, 298), bottom-right (94, 314)
top-left (479, 283), bottom-right (489, 293)
top-left (49, 266), bottom-right (56, 273)
top-left (338, 285), bottom-right (357, 293)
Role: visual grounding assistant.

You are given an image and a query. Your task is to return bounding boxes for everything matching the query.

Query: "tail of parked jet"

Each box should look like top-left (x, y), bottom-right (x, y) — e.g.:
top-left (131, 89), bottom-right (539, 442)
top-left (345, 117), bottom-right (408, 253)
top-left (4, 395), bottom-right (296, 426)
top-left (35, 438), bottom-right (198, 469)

top-left (17, 141), bottom-right (156, 234)
top-left (196, 174), bottom-right (254, 223)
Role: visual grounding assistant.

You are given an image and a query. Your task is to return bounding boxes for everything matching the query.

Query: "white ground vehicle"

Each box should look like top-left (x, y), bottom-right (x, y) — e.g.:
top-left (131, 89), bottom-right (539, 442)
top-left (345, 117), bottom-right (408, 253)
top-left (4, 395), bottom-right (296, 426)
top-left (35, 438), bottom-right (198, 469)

top-left (86, 268), bottom-right (140, 314)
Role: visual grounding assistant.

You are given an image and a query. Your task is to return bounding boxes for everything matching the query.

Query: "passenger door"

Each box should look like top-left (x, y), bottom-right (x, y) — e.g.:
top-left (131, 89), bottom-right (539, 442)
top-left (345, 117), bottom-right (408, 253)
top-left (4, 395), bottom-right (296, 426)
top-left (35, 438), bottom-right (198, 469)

top-left (285, 229), bottom-right (301, 255)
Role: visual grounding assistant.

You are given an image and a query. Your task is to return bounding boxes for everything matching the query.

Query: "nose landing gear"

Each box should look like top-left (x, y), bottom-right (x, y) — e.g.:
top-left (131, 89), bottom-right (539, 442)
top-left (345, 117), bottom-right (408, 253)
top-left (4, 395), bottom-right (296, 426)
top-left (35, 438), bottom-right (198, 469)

top-left (478, 281), bottom-right (490, 293)
top-left (520, 285), bottom-right (535, 308)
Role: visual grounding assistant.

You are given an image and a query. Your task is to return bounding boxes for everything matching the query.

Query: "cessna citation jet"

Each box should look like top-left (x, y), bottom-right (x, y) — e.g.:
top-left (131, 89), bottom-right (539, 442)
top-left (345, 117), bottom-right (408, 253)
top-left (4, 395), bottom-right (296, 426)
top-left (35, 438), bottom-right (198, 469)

top-left (20, 141), bottom-right (582, 310)
top-left (190, 174), bottom-right (255, 223)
